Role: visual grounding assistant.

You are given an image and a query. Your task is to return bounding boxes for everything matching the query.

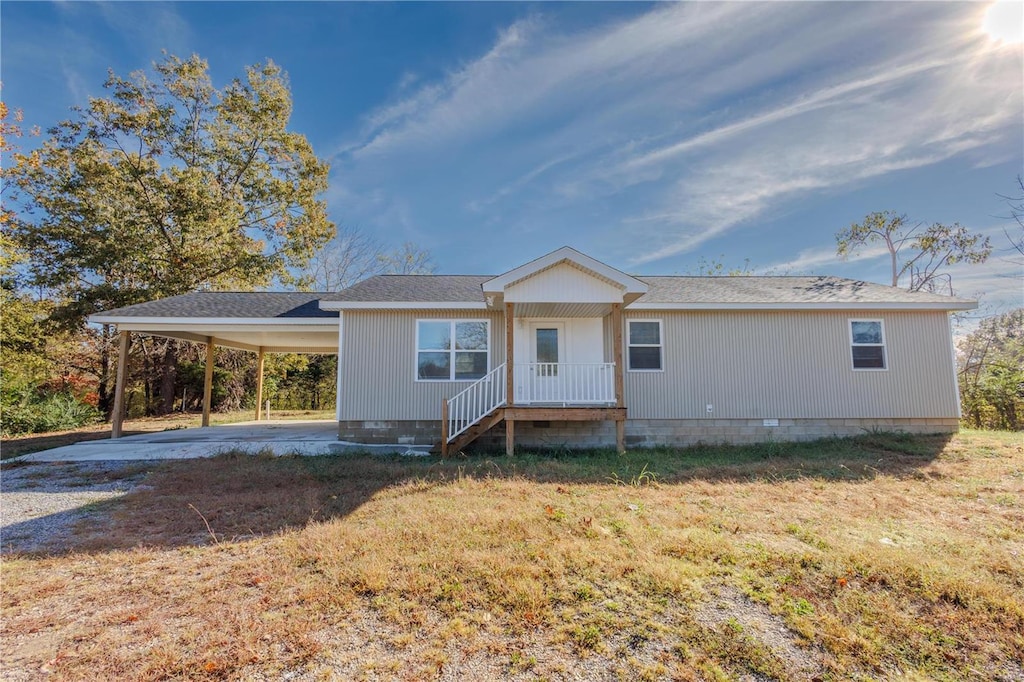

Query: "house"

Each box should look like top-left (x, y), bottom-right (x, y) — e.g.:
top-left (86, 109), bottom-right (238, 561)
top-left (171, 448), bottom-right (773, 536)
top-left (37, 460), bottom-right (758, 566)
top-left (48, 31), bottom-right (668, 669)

top-left (90, 247), bottom-right (974, 453)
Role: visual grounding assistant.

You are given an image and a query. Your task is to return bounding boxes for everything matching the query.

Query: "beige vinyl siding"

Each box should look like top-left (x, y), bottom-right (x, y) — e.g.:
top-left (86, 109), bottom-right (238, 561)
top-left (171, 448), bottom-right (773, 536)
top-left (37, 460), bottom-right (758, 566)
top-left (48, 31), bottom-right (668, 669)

top-left (339, 309), bottom-right (505, 421)
top-left (622, 309), bottom-right (959, 419)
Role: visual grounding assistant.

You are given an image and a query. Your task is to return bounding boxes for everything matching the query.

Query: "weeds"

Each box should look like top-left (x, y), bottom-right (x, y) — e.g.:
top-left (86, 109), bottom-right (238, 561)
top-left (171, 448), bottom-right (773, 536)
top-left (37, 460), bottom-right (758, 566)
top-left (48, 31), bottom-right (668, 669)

top-left (608, 462), bottom-right (660, 487)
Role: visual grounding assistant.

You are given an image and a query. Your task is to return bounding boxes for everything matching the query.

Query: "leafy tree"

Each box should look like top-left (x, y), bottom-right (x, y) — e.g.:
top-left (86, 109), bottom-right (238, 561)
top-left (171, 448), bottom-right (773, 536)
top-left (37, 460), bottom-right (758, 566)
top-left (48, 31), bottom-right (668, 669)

top-left (0, 102), bottom-right (98, 435)
top-left (6, 54), bottom-right (334, 416)
top-left (958, 309), bottom-right (1024, 430)
top-left (836, 211), bottom-right (991, 294)
top-left (7, 53), bottom-right (334, 323)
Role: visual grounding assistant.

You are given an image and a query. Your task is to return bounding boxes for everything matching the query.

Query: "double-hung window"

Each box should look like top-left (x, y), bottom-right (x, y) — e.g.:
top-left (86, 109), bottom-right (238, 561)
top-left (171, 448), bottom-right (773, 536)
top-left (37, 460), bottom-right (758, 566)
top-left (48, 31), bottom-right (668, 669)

top-left (850, 319), bottom-right (886, 370)
top-left (627, 320), bottom-right (663, 371)
top-left (416, 320), bottom-right (490, 381)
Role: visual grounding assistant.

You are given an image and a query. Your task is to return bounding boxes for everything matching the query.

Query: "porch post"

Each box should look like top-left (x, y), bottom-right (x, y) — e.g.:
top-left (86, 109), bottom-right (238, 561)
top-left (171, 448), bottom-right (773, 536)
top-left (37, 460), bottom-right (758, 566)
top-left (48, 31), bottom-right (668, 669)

top-left (111, 330), bottom-right (130, 439)
top-left (202, 337), bottom-right (215, 427)
top-left (505, 302), bottom-right (515, 456)
top-left (254, 347), bottom-right (265, 421)
top-left (612, 303), bottom-right (626, 454)
top-left (612, 303), bottom-right (625, 408)
top-left (505, 302), bottom-right (514, 406)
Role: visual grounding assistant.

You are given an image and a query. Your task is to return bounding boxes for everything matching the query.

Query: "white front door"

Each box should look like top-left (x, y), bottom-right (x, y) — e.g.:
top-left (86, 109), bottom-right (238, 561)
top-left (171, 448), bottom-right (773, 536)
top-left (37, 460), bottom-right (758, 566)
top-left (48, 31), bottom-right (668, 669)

top-left (528, 322), bottom-right (565, 402)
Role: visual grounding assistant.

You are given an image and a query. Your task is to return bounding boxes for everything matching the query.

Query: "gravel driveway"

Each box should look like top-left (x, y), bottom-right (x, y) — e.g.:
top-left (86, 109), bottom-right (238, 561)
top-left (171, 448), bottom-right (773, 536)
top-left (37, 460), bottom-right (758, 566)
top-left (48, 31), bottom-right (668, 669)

top-left (0, 461), bottom-right (155, 555)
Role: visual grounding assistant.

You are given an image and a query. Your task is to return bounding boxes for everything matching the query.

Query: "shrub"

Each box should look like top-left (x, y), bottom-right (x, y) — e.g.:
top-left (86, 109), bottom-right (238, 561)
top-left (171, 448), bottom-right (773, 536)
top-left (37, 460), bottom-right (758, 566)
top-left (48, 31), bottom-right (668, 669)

top-left (1, 383), bottom-right (101, 437)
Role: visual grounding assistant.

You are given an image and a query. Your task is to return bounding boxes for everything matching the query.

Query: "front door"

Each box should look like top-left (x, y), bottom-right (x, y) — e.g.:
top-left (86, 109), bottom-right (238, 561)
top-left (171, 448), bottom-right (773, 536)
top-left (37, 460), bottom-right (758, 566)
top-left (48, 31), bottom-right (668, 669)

top-left (528, 322), bottom-right (565, 402)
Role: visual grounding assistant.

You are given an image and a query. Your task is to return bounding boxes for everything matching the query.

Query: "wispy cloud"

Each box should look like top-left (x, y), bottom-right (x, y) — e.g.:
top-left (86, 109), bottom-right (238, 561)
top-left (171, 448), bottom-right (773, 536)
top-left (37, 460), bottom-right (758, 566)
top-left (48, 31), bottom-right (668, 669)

top-left (765, 244), bottom-right (893, 276)
top-left (329, 1), bottom-right (1020, 294)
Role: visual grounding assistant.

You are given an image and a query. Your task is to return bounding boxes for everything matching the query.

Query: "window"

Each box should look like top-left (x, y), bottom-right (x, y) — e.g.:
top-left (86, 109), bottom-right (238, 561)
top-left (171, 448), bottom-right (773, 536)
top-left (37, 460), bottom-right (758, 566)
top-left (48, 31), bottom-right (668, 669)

top-left (627, 320), bottom-right (662, 371)
top-left (416, 320), bottom-right (489, 381)
top-left (850, 319), bottom-right (886, 370)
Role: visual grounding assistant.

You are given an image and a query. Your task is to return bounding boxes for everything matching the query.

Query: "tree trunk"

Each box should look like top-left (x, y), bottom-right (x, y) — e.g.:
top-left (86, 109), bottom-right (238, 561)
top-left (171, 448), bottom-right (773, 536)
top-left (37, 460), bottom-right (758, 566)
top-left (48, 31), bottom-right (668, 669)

top-left (97, 324), bottom-right (115, 420)
top-left (158, 340), bottom-right (178, 415)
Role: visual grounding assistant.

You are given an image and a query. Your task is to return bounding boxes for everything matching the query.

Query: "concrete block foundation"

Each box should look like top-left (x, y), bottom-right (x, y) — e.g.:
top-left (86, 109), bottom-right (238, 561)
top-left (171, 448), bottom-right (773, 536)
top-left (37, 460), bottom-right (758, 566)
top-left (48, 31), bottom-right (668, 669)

top-left (338, 417), bottom-right (959, 451)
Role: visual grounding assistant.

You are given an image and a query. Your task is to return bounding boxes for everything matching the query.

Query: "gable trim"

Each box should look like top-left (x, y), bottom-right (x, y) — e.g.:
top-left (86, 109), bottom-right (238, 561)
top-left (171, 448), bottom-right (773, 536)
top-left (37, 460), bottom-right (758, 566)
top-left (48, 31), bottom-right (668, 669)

top-left (482, 246), bottom-right (648, 296)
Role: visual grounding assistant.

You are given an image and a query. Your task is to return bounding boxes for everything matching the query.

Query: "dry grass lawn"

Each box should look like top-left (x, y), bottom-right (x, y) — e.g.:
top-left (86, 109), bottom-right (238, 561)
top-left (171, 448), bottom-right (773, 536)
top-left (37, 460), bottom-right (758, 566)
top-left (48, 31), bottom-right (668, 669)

top-left (2, 430), bottom-right (1022, 680)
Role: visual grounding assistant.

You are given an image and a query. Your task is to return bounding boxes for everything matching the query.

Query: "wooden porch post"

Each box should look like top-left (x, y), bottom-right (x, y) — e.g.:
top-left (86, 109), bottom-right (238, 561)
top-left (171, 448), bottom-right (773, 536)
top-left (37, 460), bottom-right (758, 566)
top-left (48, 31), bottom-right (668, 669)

top-left (505, 302), bottom-right (515, 456)
top-left (202, 337), bottom-right (215, 427)
top-left (111, 330), bottom-right (130, 439)
top-left (505, 302), bottom-right (514, 406)
top-left (612, 303), bottom-right (626, 454)
top-left (505, 418), bottom-right (515, 457)
top-left (254, 347), bottom-right (265, 421)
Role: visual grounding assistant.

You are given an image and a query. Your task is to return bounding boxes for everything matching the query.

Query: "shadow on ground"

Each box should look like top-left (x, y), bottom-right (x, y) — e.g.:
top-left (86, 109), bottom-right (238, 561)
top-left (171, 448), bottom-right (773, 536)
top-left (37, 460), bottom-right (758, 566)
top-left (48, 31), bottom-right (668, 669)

top-left (1, 432), bottom-right (953, 558)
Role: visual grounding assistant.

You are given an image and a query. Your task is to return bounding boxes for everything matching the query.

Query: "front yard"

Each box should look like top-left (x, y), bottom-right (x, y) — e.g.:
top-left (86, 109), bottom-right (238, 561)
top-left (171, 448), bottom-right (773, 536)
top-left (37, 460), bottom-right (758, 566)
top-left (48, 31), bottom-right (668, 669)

top-left (1, 431), bottom-right (1021, 680)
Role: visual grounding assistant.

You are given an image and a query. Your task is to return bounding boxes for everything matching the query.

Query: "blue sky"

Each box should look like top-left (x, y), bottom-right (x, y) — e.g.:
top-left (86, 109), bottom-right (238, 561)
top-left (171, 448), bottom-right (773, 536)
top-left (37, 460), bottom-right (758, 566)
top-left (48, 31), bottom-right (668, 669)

top-left (3, 1), bottom-right (1022, 316)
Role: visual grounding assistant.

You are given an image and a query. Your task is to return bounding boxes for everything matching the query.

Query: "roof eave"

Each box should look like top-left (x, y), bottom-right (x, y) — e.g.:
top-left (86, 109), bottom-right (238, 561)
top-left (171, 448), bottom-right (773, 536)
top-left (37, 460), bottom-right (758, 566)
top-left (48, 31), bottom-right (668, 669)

top-left (628, 301), bottom-right (978, 311)
top-left (318, 301), bottom-right (487, 311)
top-left (88, 315), bottom-right (338, 325)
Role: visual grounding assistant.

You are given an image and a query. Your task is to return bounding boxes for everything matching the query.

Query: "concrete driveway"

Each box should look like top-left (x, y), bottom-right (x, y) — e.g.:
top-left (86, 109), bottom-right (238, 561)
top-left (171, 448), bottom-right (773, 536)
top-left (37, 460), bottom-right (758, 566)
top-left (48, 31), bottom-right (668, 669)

top-left (11, 421), bottom-right (432, 462)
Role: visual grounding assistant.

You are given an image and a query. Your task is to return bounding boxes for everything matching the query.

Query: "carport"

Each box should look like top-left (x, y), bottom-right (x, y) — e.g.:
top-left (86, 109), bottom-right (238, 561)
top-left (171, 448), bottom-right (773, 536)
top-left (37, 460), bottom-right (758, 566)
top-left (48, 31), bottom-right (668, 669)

top-left (89, 292), bottom-right (340, 438)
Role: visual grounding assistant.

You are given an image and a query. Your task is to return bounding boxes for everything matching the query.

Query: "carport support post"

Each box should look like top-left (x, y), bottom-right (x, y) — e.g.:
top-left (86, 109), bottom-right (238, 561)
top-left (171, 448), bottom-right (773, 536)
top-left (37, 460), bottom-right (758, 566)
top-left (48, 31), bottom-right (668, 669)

top-left (254, 347), bottom-right (265, 421)
top-left (111, 330), bottom-right (130, 439)
top-left (202, 337), bottom-right (215, 427)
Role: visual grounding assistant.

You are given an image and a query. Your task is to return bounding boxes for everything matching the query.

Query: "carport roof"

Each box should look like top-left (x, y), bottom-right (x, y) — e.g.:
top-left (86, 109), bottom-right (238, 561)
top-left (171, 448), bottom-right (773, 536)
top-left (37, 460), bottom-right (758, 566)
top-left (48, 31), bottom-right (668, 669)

top-left (89, 292), bottom-right (340, 354)
top-left (90, 292), bottom-right (337, 321)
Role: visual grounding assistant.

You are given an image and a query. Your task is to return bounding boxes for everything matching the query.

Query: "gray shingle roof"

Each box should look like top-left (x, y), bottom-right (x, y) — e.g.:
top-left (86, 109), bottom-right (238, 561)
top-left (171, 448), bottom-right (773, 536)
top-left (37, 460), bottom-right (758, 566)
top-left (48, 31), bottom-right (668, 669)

top-left (320, 275), bottom-right (492, 302)
top-left (93, 275), bottom-right (975, 319)
top-left (636, 276), bottom-right (973, 305)
top-left (319, 274), bottom-right (974, 307)
top-left (94, 292), bottom-right (338, 319)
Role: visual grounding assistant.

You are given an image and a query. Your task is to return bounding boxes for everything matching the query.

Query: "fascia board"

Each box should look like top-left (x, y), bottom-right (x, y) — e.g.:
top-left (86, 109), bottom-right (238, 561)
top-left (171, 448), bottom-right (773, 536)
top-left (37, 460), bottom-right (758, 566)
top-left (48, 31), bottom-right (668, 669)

top-left (318, 301), bottom-right (487, 310)
top-left (89, 315), bottom-right (337, 326)
top-left (627, 301), bottom-right (978, 311)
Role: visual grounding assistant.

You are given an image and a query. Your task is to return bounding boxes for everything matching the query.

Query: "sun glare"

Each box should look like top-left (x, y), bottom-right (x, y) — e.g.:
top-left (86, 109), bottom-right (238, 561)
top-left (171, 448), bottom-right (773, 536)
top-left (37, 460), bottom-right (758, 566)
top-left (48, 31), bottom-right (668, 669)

top-left (982, 0), bottom-right (1024, 44)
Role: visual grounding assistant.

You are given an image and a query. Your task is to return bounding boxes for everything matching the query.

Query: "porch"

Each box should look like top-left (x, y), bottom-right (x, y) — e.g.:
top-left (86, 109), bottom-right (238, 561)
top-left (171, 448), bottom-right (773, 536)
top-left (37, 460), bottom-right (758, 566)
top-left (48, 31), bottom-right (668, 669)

top-left (437, 249), bottom-right (651, 455)
top-left (440, 300), bottom-right (629, 456)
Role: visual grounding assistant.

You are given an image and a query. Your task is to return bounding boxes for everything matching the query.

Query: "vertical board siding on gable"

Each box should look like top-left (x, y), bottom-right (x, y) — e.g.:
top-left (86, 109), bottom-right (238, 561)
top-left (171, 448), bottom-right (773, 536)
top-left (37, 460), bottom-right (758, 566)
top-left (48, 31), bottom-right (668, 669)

top-left (505, 262), bottom-right (623, 303)
top-left (340, 310), bottom-right (505, 421)
top-left (622, 310), bottom-right (959, 419)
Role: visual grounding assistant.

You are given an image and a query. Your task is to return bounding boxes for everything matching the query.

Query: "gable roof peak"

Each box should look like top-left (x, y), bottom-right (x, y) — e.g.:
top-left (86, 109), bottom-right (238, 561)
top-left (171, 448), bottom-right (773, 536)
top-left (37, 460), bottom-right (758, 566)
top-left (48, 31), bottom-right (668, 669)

top-left (482, 246), bottom-right (648, 300)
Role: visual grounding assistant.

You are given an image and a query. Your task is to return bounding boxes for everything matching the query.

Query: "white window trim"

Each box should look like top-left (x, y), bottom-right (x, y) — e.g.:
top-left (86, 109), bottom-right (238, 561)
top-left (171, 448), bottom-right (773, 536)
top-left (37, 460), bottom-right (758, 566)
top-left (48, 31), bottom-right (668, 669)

top-left (626, 319), bottom-right (664, 372)
top-left (849, 318), bottom-right (888, 372)
top-left (415, 319), bottom-right (491, 382)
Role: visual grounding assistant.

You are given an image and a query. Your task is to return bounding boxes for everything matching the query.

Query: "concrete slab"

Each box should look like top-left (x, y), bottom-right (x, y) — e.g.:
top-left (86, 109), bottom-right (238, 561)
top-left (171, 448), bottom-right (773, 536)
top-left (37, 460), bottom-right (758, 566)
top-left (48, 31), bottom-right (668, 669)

top-left (9, 421), bottom-right (433, 462)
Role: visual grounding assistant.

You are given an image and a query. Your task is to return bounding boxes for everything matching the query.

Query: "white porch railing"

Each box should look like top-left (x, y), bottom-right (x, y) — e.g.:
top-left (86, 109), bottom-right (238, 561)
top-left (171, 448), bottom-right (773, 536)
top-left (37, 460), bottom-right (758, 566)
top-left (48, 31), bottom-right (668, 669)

top-left (445, 363), bottom-right (506, 442)
top-left (514, 362), bottom-right (615, 405)
top-left (444, 362), bottom-right (617, 446)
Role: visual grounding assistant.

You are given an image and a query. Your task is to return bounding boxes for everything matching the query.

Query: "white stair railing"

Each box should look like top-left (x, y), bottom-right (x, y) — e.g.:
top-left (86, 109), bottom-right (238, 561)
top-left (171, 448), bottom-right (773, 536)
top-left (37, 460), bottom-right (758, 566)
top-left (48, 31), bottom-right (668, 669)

top-left (446, 363), bottom-right (506, 442)
top-left (514, 362), bottom-right (615, 404)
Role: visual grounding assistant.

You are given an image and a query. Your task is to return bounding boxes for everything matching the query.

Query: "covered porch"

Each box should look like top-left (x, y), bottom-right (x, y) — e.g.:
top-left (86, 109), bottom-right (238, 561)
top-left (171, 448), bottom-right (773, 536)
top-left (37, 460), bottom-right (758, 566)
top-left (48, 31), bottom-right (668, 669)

top-left (441, 247), bottom-right (648, 456)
